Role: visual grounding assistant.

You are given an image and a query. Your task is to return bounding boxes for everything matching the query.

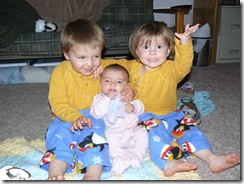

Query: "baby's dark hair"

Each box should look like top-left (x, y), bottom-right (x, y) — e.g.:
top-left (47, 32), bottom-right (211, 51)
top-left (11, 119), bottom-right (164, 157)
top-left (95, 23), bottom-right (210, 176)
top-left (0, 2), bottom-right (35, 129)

top-left (102, 64), bottom-right (130, 82)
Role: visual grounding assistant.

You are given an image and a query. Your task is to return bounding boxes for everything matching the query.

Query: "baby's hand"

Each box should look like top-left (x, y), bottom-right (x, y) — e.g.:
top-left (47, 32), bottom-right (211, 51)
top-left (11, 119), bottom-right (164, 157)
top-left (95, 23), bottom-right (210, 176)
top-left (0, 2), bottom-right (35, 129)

top-left (106, 90), bottom-right (117, 100)
top-left (71, 116), bottom-right (92, 133)
top-left (121, 85), bottom-right (135, 102)
top-left (175, 23), bottom-right (200, 45)
top-left (124, 103), bottom-right (135, 113)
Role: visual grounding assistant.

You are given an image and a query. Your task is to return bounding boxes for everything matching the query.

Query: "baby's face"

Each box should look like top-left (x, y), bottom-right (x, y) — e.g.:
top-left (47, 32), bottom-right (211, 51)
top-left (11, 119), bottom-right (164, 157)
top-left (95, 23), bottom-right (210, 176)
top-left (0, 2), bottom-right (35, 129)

top-left (100, 70), bottom-right (128, 96)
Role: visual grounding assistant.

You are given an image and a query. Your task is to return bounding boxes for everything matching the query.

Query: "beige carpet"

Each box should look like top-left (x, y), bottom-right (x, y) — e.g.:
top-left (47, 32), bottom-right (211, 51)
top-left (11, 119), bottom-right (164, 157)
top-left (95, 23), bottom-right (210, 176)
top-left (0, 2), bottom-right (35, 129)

top-left (0, 137), bottom-right (201, 180)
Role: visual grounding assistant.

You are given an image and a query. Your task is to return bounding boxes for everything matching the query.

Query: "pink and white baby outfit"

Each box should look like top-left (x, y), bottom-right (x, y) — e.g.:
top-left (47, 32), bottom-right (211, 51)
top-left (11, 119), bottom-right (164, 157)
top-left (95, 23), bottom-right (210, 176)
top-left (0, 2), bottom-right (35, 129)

top-left (90, 93), bottom-right (149, 175)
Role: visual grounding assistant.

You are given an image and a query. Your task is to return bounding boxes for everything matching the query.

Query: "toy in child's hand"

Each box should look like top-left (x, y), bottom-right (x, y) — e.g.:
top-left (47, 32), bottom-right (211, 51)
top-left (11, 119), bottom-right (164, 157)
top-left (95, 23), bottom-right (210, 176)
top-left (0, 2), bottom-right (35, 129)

top-left (106, 94), bottom-right (127, 124)
top-left (0, 166), bottom-right (32, 180)
top-left (35, 19), bottom-right (57, 32)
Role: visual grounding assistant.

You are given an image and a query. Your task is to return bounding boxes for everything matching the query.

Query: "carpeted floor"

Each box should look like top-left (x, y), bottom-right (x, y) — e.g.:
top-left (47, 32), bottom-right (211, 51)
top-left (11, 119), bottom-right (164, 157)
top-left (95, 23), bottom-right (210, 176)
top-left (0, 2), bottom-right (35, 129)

top-left (0, 63), bottom-right (241, 181)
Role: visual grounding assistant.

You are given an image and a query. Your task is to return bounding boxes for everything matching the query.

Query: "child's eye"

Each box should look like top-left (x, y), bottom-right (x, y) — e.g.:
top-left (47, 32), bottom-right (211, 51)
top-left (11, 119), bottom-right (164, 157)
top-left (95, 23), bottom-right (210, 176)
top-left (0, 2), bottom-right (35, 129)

top-left (117, 80), bottom-right (125, 85)
top-left (105, 79), bottom-right (110, 83)
top-left (78, 56), bottom-right (85, 59)
top-left (94, 55), bottom-right (101, 59)
top-left (142, 45), bottom-right (149, 49)
top-left (157, 45), bottom-right (164, 49)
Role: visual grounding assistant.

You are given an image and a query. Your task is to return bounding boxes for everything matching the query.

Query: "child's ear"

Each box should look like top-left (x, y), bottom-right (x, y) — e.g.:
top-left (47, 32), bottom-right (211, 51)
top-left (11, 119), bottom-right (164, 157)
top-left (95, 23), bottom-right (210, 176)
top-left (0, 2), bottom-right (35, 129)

top-left (62, 49), bottom-right (69, 60)
top-left (167, 49), bottom-right (170, 57)
top-left (136, 49), bottom-right (140, 59)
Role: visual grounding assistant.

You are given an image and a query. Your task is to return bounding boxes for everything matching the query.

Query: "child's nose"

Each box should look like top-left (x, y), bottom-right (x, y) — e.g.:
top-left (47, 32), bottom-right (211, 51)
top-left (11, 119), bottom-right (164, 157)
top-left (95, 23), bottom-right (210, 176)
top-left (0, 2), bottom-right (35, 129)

top-left (149, 48), bottom-right (156, 55)
top-left (86, 59), bottom-right (94, 67)
top-left (110, 81), bottom-right (116, 86)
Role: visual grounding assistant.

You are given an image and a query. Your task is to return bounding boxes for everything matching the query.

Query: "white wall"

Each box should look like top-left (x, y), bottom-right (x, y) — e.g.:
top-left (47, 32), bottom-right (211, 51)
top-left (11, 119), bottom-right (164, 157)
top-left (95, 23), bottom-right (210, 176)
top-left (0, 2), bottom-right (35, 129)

top-left (153, 0), bottom-right (194, 27)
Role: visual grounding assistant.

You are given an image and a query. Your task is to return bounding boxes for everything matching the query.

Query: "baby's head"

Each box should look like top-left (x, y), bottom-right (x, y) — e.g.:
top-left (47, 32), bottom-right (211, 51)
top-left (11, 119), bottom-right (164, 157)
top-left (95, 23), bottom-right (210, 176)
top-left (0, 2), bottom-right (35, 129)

top-left (129, 21), bottom-right (175, 61)
top-left (60, 19), bottom-right (106, 76)
top-left (100, 64), bottom-right (129, 95)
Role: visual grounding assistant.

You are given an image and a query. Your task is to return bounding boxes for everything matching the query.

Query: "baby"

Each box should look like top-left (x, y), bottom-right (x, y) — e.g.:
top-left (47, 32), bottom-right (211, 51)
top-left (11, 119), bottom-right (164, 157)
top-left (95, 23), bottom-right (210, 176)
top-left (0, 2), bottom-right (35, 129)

top-left (90, 64), bottom-right (148, 176)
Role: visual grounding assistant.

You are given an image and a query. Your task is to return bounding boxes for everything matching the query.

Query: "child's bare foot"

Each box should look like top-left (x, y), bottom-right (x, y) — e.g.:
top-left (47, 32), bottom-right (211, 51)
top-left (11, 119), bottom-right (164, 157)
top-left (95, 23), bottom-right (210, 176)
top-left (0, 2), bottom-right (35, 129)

top-left (48, 175), bottom-right (65, 180)
top-left (163, 159), bottom-right (197, 177)
top-left (209, 152), bottom-right (240, 173)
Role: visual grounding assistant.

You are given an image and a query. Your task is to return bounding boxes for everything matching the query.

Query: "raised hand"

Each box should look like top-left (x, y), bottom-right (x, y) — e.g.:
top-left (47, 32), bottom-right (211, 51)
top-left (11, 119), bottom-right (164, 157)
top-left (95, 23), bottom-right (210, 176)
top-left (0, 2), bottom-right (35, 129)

top-left (175, 23), bottom-right (200, 45)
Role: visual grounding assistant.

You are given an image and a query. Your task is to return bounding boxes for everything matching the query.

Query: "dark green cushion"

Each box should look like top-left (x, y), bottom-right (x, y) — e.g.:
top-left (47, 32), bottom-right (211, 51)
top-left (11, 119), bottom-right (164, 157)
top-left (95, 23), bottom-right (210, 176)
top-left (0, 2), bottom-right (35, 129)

top-left (0, 0), bottom-right (41, 48)
top-left (0, 32), bottom-right (62, 57)
top-left (96, 0), bottom-right (154, 29)
top-left (104, 28), bottom-right (135, 48)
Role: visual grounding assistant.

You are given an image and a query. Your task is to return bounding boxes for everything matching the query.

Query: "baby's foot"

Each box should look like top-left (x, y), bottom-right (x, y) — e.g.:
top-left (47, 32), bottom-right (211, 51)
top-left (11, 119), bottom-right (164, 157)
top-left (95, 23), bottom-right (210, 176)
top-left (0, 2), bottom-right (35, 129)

top-left (48, 175), bottom-right (65, 180)
top-left (163, 159), bottom-right (197, 177)
top-left (209, 152), bottom-right (240, 173)
top-left (111, 157), bottom-right (130, 175)
top-left (130, 156), bottom-right (141, 169)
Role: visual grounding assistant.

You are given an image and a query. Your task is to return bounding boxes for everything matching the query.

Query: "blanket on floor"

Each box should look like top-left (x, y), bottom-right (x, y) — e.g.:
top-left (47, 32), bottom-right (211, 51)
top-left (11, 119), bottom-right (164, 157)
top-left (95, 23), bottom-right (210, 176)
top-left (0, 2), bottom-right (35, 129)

top-left (0, 137), bottom-right (201, 180)
top-left (177, 91), bottom-right (217, 116)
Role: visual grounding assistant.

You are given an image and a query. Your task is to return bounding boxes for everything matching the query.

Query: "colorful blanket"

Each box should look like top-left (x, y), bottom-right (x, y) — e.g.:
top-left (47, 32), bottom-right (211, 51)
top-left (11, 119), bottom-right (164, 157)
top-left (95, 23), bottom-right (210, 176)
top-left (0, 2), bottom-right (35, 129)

top-left (0, 137), bottom-right (201, 180)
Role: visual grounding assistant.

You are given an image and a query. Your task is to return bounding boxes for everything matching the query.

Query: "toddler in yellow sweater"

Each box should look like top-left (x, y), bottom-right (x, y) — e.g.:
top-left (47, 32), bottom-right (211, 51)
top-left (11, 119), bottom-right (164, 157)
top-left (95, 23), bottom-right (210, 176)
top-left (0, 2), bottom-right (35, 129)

top-left (126, 21), bottom-right (240, 177)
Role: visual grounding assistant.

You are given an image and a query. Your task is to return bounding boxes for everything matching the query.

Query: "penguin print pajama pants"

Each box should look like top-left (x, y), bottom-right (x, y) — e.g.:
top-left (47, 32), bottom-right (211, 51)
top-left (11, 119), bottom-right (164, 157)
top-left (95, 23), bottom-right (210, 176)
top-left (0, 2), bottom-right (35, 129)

top-left (138, 110), bottom-right (212, 170)
top-left (40, 109), bottom-right (111, 174)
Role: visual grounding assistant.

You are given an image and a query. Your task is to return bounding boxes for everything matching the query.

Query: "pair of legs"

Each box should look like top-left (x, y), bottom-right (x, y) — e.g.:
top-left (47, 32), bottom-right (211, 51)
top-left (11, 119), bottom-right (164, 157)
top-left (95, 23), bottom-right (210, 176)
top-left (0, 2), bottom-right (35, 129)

top-left (47, 160), bottom-right (103, 180)
top-left (42, 110), bottom-right (111, 180)
top-left (106, 125), bottom-right (148, 175)
top-left (139, 111), bottom-right (240, 177)
top-left (163, 149), bottom-right (240, 177)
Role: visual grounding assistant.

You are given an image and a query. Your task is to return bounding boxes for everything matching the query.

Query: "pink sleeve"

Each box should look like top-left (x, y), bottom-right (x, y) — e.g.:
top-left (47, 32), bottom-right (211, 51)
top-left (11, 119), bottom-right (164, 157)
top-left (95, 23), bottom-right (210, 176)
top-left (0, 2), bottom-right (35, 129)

top-left (90, 93), bottom-right (111, 119)
top-left (131, 100), bottom-right (145, 116)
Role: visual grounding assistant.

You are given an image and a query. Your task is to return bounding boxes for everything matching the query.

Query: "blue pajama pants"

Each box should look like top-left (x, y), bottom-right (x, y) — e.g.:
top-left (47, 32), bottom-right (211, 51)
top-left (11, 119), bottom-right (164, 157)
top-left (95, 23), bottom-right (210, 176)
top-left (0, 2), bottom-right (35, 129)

top-left (139, 110), bottom-right (212, 170)
top-left (40, 110), bottom-right (111, 174)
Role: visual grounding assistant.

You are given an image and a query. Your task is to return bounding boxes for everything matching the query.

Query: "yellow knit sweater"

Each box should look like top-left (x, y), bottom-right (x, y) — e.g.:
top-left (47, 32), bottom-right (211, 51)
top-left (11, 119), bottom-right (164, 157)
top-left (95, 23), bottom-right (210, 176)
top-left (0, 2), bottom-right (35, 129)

top-left (121, 38), bottom-right (193, 115)
top-left (48, 38), bottom-right (193, 122)
top-left (48, 59), bottom-right (119, 123)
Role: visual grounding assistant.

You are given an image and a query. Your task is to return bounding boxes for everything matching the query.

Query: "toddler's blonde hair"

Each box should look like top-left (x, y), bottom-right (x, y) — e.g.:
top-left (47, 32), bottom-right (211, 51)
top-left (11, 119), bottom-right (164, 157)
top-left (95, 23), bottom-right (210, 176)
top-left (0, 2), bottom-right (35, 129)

top-left (61, 19), bottom-right (106, 53)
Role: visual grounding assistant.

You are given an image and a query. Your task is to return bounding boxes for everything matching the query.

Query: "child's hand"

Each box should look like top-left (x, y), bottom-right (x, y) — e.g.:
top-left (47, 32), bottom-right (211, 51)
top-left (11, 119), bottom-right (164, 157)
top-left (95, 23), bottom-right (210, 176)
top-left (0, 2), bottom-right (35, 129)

top-left (121, 85), bottom-right (135, 102)
top-left (175, 23), bottom-right (200, 45)
top-left (125, 103), bottom-right (135, 113)
top-left (71, 116), bottom-right (92, 133)
top-left (93, 65), bottom-right (103, 80)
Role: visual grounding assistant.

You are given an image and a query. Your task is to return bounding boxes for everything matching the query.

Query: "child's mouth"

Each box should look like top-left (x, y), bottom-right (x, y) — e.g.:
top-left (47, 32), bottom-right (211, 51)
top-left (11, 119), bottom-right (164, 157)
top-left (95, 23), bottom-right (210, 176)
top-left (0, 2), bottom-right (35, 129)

top-left (109, 89), bottom-right (117, 94)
